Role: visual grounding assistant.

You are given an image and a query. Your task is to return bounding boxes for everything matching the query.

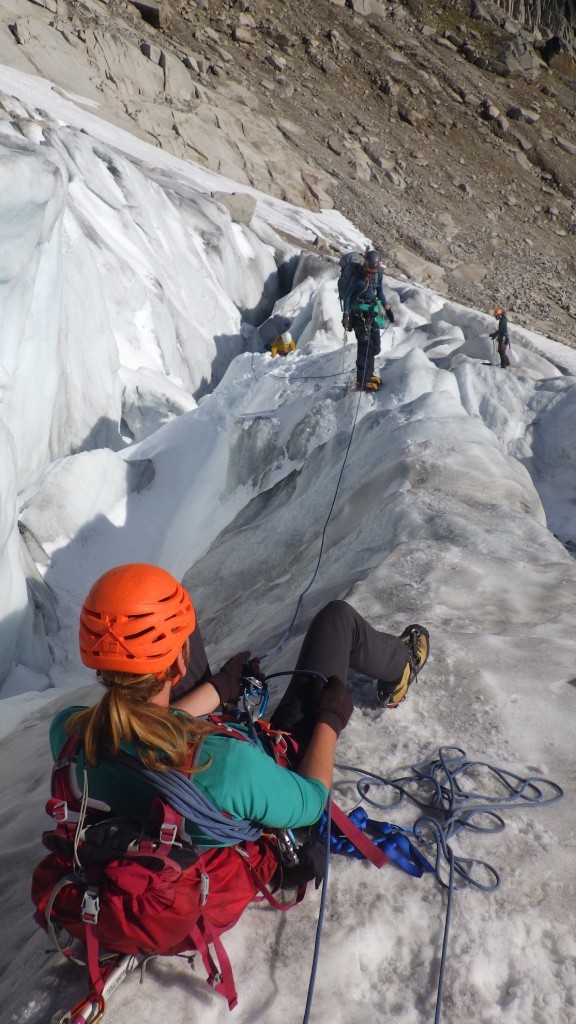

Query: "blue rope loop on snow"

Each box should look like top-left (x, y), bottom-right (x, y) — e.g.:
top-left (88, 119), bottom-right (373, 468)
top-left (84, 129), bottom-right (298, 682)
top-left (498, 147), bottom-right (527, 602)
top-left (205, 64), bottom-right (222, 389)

top-left (337, 745), bottom-right (563, 892)
top-left (317, 806), bottom-right (433, 877)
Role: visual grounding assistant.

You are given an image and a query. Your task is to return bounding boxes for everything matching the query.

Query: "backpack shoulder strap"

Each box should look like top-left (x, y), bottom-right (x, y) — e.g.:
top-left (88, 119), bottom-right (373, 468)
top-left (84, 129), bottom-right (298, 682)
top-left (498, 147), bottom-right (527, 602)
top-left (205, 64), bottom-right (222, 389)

top-left (49, 736), bottom-right (111, 819)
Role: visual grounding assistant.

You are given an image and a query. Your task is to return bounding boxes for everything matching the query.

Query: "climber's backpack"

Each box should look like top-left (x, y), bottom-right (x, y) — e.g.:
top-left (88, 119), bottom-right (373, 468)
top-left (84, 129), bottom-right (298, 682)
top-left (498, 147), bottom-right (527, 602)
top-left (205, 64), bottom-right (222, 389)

top-left (31, 725), bottom-right (304, 1015)
top-left (337, 251), bottom-right (364, 309)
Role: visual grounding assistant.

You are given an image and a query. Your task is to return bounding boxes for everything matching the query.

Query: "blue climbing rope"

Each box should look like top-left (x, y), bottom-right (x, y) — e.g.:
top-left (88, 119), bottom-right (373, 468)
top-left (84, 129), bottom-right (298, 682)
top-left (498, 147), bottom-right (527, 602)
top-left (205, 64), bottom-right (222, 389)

top-left (233, 672), bottom-right (333, 1024)
top-left (263, 323), bottom-right (390, 659)
top-left (301, 791), bottom-right (332, 1024)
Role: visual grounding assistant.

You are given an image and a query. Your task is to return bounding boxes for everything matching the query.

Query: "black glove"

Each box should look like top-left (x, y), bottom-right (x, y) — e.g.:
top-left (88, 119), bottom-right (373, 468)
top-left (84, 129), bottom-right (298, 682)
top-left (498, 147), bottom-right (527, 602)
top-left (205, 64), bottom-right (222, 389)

top-left (242, 656), bottom-right (265, 683)
top-left (211, 650), bottom-right (251, 705)
top-left (316, 676), bottom-right (353, 737)
top-left (385, 305), bottom-right (395, 324)
top-left (490, 331), bottom-right (497, 340)
top-left (280, 837), bottom-right (326, 890)
top-left (342, 312), bottom-right (350, 330)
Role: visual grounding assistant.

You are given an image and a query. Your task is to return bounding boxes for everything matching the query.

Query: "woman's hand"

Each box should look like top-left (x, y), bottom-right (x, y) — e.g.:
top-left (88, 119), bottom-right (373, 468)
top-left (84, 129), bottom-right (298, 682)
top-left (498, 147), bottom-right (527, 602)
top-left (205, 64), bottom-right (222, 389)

top-left (210, 651), bottom-right (251, 705)
top-left (297, 677), bottom-right (354, 790)
top-left (316, 676), bottom-right (354, 737)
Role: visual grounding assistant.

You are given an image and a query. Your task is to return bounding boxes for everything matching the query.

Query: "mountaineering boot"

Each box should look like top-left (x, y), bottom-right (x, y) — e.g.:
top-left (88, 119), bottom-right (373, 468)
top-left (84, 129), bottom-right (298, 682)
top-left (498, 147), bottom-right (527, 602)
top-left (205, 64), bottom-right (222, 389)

top-left (356, 379), bottom-right (380, 392)
top-left (376, 624), bottom-right (430, 708)
top-left (368, 375), bottom-right (382, 386)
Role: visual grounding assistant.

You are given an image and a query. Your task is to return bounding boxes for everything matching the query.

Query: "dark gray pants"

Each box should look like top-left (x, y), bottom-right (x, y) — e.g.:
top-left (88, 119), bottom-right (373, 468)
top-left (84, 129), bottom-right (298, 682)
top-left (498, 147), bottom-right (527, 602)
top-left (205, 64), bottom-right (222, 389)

top-left (351, 312), bottom-right (381, 384)
top-left (270, 600), bottom-right (409, 745)
top-left (174, 600), bottom-right (409, 749)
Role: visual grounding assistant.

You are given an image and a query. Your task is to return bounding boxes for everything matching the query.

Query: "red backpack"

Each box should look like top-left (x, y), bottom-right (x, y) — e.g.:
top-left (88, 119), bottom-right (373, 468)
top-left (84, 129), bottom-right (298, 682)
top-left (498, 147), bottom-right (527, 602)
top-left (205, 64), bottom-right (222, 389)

top-left (31, 728), bottom-right (304, 1020)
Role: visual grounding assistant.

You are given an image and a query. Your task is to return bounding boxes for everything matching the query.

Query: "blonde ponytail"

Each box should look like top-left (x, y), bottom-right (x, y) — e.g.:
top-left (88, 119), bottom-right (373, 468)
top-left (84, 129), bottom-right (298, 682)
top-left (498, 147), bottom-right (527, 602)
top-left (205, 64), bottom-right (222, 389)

top-left (66, 670), bottom-right (215, 771)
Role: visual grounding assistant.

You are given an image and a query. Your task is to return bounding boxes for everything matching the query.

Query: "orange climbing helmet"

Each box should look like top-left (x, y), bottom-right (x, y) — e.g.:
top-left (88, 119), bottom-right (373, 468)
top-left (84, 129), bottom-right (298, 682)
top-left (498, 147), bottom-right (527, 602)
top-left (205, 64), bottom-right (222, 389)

top-left (493, 307), bottom-right (504, 317)
top-left (79, 563), bottom-right (196, 674)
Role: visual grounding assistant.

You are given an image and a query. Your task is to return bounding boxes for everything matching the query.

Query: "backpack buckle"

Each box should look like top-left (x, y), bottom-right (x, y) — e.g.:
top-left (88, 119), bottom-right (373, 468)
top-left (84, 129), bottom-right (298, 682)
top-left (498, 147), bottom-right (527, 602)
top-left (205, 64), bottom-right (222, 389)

top-left (159, 823), bottom-right (178, 845)
top-left (46, 797), bottom-right (68, 822)
top-left (81, 886), bottom-right (100, 925)
top-left (273, 734), bottom-right (288, 758)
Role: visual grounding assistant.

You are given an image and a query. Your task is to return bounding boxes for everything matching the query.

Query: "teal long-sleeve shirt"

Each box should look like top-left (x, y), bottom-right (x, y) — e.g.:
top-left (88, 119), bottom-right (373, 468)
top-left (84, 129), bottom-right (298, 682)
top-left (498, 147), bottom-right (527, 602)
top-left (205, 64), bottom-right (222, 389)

top-left (50, 708), bottom-right (328, 847)
top-left (492, 314), bottom-right (509, 342)
top-left (343, 268), bottom-right (387, 312)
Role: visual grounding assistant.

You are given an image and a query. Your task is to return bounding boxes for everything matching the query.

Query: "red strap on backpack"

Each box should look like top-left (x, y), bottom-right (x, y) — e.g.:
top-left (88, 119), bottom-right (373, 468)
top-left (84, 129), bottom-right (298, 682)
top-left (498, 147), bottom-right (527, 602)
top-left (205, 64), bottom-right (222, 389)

top-left (189, 919), bottom-right (238, 1010)
top-left (237, 842), bottom-right (306, 911)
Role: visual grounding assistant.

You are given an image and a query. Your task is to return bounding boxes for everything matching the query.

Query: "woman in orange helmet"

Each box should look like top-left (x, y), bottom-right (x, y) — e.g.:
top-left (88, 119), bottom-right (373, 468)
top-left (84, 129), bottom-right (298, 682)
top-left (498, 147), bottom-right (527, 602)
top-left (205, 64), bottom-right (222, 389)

top-left (49, 564), bottom-right (427, 882)
top-left (34, 563), bottom-right (429, 1013)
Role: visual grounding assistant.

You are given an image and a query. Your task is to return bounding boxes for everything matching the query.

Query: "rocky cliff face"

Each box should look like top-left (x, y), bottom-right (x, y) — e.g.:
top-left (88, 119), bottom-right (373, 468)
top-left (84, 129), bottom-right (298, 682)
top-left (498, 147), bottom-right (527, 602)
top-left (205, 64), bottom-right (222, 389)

top-left (492, 0), bottom-right (575, 50)
top-left (0, 0), bottom-right (574, 343)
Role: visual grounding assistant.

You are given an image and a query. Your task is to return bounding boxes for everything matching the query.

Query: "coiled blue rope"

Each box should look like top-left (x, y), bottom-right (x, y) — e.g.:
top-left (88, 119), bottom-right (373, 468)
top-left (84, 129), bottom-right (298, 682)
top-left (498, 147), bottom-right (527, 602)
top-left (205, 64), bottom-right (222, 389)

top-left (110, 749), bottom-right (264, 845)
top-left (335, 747), bottom-right (563, 1024)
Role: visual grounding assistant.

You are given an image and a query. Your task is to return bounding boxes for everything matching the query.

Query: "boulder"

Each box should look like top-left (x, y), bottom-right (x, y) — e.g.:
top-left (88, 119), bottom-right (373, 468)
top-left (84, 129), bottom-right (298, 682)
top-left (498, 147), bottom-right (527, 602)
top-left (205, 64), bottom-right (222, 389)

top-left (389, 245), bottom-right (447, 292)
top-left (27, 0), bottom-right (58, 13)
top-left (493, 38), bottom-right (544, 77)
top-left (211, 191), bottom-right (257, 225)
top-left (397, 103), bottom-right (427, 126)
top-left (501, 18), bottom-right (521, 36)
top-left (450, 263), bottom-right (488, 285)
top-left (384, 168), bottom-right (406, 189)
top-left (514, 149), bottom-right (533, 173)
top-left (327, 134), bottom-right (345, 156)
top-left (507, 105), bottom-right (540, 123)
top-left (141, 41), bottom-right (163, 64)
top-left (348, 154), bottom-right (373, 182)
top-left (481, 101), bottom-right (500, 120)
top-left (128, 2), bottom-right (164, 30)
top-left (265, 53), bottom-right (286, 71)
top-left (232, 27), bottom-right (254, 44)
top-left (160, 50), bottom-right (194, 102)
top-left (347, 0), bottom-right (386, 16)
top-left (555, 136), bottom-right (576, 156)
top-left (470, 1), bottom-right (493, 22)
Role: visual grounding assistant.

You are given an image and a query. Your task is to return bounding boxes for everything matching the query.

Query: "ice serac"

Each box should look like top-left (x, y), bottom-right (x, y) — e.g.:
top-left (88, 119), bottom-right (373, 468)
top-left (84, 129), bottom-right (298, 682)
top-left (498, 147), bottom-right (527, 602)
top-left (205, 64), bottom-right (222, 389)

top-left (0, 421), bottom-right (51, 693)
top-left (0, 96), bottom-right (311, 695)
top-left (0, 106), bottom-right (294, 494)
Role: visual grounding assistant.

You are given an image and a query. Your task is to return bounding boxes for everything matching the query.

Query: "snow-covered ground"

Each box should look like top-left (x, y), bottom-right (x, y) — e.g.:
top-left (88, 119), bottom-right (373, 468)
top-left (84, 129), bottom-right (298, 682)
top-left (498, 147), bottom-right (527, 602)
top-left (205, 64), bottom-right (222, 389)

top-left (1, 65), bottom-right (575, 1024)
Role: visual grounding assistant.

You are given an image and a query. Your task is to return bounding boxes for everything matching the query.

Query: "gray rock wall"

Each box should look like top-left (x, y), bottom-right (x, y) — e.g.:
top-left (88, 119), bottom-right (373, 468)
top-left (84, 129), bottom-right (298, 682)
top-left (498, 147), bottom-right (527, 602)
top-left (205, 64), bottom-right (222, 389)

top-left (492, 0), bottom-right (576, 50)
